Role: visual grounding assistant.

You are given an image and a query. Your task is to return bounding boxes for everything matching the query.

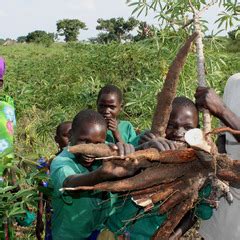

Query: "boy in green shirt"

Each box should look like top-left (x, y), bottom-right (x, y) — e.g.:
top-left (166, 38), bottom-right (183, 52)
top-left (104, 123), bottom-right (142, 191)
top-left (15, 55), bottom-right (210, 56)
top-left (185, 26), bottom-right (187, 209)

top-left (50, 109), bottom-right (138, 240)
top-left (97, 84), bottom-right (137, 144)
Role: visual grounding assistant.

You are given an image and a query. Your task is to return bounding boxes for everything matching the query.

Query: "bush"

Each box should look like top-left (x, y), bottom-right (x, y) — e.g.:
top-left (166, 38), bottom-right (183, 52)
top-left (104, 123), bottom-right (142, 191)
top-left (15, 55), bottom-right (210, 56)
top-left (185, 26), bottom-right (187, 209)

top-left (26, 30), bottom-right (54, 46)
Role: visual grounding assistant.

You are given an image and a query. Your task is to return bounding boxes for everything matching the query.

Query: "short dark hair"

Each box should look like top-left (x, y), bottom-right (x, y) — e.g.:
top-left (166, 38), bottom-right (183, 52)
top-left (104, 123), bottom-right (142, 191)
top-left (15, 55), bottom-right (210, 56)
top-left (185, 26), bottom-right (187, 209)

top-left (172, 96), bottom-right (199, 122)
top-left (97, 84), bottom-right (123, 103)
top-left (72, 109), bottom-right (107, 132)
top-left (56, 121), bottom-right (72, 136)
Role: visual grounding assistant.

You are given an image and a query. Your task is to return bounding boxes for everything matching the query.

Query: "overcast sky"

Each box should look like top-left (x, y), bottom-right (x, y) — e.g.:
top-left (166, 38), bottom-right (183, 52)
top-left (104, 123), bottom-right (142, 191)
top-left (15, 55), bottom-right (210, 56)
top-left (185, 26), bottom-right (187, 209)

top-left (0, 0), bottom-right (229, 40)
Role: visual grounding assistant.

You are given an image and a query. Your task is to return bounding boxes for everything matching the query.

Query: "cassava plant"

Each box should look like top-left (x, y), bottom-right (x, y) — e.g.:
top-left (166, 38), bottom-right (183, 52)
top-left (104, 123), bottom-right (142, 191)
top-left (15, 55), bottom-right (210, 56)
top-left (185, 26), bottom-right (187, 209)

top-left (128, 0), bottom-right (240, 134)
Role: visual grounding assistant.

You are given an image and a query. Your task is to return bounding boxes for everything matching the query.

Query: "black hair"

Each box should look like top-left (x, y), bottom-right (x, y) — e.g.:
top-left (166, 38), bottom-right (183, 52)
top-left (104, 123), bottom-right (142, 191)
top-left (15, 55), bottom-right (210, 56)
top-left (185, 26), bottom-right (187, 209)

top-left (172, 96), bottom-right (197, 110)
top-left (172, 96), bottom-right (199, 123)
top-left (97, 84), bottom-right (123, 104)
top-left (72, 109), bottom-right (107, 132)
top-left (56, 121), bottom-right (72, 136)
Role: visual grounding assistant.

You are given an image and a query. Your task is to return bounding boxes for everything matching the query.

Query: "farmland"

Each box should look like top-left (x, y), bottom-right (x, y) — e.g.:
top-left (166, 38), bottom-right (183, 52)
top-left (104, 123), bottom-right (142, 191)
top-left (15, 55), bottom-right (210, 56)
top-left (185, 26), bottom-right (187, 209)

top-left (1, 34), bottom-right (239, 158)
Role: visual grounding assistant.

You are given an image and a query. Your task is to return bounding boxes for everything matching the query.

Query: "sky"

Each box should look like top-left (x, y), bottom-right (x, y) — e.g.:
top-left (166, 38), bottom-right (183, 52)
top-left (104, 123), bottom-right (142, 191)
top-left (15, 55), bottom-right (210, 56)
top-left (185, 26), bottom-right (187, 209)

top-left (0, 0), bottom-right (230, 41)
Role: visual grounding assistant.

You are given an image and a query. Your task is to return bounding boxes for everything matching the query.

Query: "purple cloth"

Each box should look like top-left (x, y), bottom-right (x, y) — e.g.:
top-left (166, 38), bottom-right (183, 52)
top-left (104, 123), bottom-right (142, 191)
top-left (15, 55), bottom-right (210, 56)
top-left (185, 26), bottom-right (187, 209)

top-left (0, 57), bottom-right (6, 80)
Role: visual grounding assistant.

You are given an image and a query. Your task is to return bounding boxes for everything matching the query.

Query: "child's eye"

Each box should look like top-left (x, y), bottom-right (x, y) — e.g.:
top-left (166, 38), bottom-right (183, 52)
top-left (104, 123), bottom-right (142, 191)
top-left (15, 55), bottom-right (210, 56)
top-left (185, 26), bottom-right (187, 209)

top-left (184, 126), bottom-right (193, 131)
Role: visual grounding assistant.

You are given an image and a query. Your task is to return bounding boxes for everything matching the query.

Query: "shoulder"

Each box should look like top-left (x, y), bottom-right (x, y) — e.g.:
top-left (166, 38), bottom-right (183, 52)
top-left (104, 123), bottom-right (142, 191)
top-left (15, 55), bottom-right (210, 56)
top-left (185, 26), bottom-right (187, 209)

top-left (50, 149), bottom-right (76, 171)
top-left (119, 120), bottom-right (134, 128)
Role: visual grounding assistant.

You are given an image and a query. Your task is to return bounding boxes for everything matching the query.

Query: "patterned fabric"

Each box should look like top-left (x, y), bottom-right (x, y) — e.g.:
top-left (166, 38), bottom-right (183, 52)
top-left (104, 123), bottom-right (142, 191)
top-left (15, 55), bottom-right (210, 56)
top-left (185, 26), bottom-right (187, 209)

top-left (0, 95), bottom-right (16, 176)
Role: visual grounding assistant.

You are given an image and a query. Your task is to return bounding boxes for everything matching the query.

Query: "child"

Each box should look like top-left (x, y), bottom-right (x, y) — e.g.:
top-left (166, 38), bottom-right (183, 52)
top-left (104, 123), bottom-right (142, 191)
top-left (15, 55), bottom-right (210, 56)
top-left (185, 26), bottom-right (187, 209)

top-left (50, 109), bottom-right (137, 240)
top-left (36, 121), bottom-right (72, 240)
top-left (54, 121), bottom-right (72, 154)
top-left (97, 84), bottom-right (137, 144)
top-left (104, 96), bottom-right (212, 240)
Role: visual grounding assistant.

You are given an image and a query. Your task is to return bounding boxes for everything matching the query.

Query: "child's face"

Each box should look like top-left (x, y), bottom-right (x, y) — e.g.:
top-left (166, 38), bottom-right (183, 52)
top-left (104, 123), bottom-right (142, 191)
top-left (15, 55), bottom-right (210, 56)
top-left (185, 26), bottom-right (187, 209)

top-left (71, 122), bottom-right (106, 168)
top-left (55, 123), bottom-right (72, 150)
top-left (97, 93), bottom-right (121, 120)
top-left (166, 106), bottom-right (198, 142)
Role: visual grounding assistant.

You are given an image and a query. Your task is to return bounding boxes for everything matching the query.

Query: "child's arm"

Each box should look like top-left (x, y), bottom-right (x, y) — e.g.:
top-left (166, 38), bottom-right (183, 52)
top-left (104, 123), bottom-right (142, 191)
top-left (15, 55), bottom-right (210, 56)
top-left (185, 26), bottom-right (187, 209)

top-left (63, 143), bottom-right (139, 188)
top-left (195, 87), bottom-right (240, 142)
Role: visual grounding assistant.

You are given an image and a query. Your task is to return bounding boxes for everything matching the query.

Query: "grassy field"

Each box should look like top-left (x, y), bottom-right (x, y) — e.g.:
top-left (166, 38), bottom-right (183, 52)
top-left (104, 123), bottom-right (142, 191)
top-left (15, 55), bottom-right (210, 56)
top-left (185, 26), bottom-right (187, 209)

top-left (1, 35), bottom-right (239, 158)
top-left (0, 35), bottom-right (239, 239)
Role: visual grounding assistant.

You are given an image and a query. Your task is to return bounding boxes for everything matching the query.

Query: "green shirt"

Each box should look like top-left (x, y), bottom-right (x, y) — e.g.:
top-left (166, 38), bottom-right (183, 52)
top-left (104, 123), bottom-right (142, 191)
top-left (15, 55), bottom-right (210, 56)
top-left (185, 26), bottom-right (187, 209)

top-left (106, 120), bottom-right (137, 145)
top-left (50, 149), bottom-right (112, 240)
top-left (106, 198), bottom-right (167, 240)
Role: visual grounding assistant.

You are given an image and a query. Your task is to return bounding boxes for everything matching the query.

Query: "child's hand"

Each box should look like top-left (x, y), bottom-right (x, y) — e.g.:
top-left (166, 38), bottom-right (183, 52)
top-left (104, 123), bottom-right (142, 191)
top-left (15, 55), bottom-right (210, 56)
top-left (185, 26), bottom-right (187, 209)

top-left (106, 118), bottom-right (123, 142)
top-left (109, 142), bottom-right (135, 157)
top-left (106, 118), bottom-right (118, 132)
top-left (102, 143), bottom-right (139, 178)
top-left (139, 131), bottom-right (157, 144)
top-left (195, 87), bottom-right (225, 117)
top-left (138, 138), bottom-right (178, 151)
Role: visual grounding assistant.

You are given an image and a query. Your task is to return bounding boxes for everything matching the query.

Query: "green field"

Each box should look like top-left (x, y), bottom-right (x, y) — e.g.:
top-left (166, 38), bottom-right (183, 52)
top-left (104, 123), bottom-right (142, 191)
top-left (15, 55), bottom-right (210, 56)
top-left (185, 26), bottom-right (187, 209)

top-left (1, 36), bottom-right (239, 158)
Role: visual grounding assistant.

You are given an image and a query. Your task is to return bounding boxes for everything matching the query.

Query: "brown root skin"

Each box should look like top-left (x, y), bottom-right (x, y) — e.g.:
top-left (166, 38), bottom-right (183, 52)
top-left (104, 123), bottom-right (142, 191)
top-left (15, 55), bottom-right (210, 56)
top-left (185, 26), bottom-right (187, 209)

top-left (217, 170), bottom-right (240, 185)
top-left (130, 181), bottom-right (181, 198)
top-left (69, 143), bottom-right (197, 164)
top-left (127, 148), bottom-right (197, 163)
top-left (152, 193), bottom-right (198, 240)
top-left (68, 144), bottom-right (118, 157)
top-left (151, 32), bottom-right (198, 137)
top-left (151, 180), bottom-right (184, 204)
top-left (206, 127), bottom-right (240, 137)
top-left (61, 162), bottom-right (196, 192)
top-left (158, 176), bottom-right (205, 214)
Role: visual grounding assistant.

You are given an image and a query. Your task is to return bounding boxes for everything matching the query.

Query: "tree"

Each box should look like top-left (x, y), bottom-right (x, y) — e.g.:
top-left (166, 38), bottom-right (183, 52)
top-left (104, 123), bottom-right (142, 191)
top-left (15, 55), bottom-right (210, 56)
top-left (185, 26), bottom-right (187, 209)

top-left (17, 36), bottom-right (27, 43)
top-left (26, 30), bottom-right (54, 45)
top-left (96, 17), bottom-right (139, 43)
top-left (56, 19), bottom-right (87, 42)
top-left (128, 0), bottom-right (240, 135)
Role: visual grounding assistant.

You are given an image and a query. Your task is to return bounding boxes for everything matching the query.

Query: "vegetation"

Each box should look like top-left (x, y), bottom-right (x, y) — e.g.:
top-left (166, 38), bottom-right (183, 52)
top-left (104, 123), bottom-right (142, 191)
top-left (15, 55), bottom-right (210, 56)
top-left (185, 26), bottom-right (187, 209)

top-left (95, 17), bottom-right (139, 43)
top-left (56, 19), bottom-right (87, 42)
top-left (25, 30), bottom-right (54, 46)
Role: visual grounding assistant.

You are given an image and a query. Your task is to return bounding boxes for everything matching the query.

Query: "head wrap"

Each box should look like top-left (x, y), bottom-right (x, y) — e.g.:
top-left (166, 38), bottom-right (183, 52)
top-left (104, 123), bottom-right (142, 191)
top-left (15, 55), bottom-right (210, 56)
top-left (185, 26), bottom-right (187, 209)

top-left (0, 57), bottom-right (6, 80)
